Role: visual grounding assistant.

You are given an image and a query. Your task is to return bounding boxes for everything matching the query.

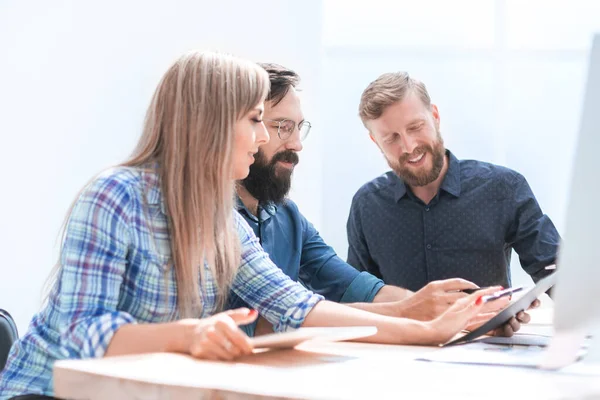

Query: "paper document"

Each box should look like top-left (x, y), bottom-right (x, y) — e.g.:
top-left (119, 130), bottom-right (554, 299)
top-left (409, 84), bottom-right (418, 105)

top-left (474, 334), bottom-right (551, 347)
top-left (417, 342), bottom-right (546, 367)
top-left (417, 340), bottom-right (588, 368)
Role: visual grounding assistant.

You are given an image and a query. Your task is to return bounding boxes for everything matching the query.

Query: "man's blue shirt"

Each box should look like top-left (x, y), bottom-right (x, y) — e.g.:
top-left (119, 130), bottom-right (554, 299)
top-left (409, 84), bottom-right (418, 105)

top-left (230, 198), bottom-right (384, 334)
top-left (347, 150), bottom-right (560, 291)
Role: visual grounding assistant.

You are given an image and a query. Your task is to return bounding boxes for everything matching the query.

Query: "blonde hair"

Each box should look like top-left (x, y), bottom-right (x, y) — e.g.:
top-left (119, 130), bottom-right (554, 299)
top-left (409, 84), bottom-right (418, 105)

top-left (46, 51), bottom-right (269, 317)
top-left (358, 72), bottom-right (431, 124)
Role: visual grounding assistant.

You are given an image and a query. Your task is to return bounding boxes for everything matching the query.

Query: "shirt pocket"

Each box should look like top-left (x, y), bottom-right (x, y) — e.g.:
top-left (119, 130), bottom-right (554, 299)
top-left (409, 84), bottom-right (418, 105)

top-left (125, 234), bottom-right (178, 322)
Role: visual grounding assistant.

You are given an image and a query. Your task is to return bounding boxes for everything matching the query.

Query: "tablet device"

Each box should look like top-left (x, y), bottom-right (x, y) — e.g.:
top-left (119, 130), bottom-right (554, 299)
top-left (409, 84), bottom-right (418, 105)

top-left (250, 326), bottom-right (378, 349)
top-left (444, 272), bottom-right (557, 346)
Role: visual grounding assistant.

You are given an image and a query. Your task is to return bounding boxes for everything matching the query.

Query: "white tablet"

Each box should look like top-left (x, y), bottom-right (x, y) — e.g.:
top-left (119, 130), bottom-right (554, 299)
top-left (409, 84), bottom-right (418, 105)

top-left (250, 326), bottom-right (378, 349)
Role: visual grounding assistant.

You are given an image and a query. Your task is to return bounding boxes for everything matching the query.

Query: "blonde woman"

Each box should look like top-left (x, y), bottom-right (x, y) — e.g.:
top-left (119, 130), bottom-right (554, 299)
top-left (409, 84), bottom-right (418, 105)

top-left (0, 52), bottom-right (499, 400)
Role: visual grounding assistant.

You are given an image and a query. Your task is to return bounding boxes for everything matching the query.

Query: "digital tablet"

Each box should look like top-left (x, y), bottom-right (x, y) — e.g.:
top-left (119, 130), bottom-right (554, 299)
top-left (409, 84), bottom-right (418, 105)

top-left (444, 272), bottom-right (557, 346)
top-left (250, 326), bottom-right (378, 349)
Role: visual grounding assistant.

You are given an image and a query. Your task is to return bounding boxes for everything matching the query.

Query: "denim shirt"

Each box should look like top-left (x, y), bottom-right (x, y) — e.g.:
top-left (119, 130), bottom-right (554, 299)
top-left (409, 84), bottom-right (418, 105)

top-left (230, 198), bottom-right (384, 335)
top-left (347, 150), bottom-right (560, 291)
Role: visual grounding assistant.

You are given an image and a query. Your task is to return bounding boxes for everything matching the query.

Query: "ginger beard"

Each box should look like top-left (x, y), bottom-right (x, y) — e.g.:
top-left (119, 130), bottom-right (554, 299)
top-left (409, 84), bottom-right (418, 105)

top-left (387, 130), bottom-right (445, 187)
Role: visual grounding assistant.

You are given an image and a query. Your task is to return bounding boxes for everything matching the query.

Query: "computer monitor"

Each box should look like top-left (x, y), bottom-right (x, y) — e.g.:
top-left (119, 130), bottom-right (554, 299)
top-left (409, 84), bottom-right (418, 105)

top-left (540, 33), bottom-right (600, 370)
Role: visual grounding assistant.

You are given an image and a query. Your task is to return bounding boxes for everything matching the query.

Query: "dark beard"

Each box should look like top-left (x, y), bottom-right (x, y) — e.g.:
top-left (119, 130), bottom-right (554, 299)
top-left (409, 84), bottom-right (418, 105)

top-left (241, 149), bottom-right (298, 204)
top-left (390, 135), bottom-right (445, 187)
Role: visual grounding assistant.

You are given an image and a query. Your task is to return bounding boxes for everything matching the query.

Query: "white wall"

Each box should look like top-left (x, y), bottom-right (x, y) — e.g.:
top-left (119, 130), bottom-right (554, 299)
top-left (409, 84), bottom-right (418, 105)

top-left (0, 0), bottom-right (323, 334)
top-left (2, 0), bottom-right (599, 333)
top-left (319, 0), bottom-right (600, 289)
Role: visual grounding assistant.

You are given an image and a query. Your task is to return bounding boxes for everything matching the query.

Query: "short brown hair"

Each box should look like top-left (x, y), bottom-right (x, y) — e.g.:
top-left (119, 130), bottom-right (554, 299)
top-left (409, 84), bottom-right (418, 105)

top-left (359, 72), bottom-right (431, 124)
top-left (258, 62), bottom-right (300, 106)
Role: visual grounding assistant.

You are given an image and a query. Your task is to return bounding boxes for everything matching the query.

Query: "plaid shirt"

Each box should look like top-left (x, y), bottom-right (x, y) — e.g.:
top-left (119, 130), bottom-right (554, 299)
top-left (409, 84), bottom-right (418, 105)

top-left (0, 166), bottom-right (323, 398)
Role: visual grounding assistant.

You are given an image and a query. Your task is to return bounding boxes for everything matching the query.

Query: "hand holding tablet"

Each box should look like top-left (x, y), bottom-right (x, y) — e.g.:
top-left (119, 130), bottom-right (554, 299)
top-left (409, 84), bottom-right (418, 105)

top-left (445, 272), bottom-right (557, 346)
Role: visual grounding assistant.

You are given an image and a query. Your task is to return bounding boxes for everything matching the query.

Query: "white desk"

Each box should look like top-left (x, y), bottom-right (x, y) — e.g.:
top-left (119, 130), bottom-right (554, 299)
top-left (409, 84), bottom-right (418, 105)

top-left (54, 309), bottom-right (600, 400)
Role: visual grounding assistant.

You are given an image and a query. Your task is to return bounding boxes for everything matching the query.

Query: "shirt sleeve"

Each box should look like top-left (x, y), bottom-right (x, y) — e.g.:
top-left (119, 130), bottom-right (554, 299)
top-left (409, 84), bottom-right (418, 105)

top-left (55, 173), bottom-right (137, 359)
top-left (346, 194), bottom-right (383, 279)
top-left (297, 211), bottom-right (384, 303)
top-left (231, 213), bottom-right (323, 332)
top-left (507, 173), bottom-right (561, 283)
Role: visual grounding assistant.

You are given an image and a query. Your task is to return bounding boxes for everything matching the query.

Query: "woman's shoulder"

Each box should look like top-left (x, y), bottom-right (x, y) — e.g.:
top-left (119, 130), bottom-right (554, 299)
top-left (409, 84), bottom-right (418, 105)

top-left (72, 166), bottom-right (161, 219)
top-left (93, 165), bottom-right (144, 187)
top-left (84, 165), bottom-right (157, 199)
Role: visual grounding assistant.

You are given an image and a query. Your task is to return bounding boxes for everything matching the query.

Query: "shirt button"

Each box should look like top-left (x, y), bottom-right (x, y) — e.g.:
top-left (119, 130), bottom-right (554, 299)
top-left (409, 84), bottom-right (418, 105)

top-left (426, 244), bottom-right (432, 249)
top-left (425, 207), bottom-right (430, 212)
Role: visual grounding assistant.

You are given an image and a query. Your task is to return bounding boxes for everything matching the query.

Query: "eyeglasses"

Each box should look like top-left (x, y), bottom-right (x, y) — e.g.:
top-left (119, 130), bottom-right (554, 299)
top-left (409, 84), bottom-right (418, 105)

top-left (265, 119), bottom-right (312, 141)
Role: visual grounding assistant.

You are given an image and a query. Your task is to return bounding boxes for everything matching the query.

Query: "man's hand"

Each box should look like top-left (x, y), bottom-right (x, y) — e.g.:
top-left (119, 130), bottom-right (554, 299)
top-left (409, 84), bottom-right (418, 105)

top-left (491, 299), bottom-right (541, 337)
top-left (395, 278), bottom-right (482, 321)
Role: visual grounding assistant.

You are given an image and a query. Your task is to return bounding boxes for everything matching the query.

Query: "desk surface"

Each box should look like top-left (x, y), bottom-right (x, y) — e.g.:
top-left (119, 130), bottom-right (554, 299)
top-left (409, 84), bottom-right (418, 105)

top-left (54, 308), bottom-right (600, 400)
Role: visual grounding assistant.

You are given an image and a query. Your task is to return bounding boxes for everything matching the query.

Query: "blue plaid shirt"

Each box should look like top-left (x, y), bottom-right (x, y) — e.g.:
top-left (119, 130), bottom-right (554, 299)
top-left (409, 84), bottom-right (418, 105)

top-left (0, 166), bottom-right (323, 398)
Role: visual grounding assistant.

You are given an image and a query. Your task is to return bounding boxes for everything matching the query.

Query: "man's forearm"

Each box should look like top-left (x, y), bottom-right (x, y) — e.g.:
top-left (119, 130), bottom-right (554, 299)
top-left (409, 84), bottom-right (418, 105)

top-left (343, 285), bottom-right (416, 318)
top-left (373, 285), bottom-right (413, 302)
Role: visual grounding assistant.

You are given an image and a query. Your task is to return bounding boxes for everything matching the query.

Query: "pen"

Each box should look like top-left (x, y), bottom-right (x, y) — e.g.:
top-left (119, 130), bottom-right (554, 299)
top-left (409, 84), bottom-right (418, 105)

top-left (459, 287), bottom-right (490, 294)
top-left (449, 287), bottom-right (494, 294)
top-left (480, 286), bottom-right (524, 304)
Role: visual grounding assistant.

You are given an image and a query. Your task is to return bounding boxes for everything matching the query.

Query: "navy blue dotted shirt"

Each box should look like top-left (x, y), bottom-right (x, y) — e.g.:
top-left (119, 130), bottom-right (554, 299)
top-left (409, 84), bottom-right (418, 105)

top-left (346, 150), bottom-right (560, 291)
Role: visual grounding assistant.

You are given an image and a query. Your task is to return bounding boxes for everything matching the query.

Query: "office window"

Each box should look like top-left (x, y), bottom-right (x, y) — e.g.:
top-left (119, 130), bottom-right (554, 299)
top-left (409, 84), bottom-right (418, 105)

top-left (321, 0), bottom-right (600, 286)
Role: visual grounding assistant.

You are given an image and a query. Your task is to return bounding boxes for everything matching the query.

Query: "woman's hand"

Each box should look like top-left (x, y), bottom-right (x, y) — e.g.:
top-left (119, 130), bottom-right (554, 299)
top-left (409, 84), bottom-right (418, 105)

top-left (178, 308), bottom-right (259, 361)
top-left (425, 286), bottom-right (503, 345)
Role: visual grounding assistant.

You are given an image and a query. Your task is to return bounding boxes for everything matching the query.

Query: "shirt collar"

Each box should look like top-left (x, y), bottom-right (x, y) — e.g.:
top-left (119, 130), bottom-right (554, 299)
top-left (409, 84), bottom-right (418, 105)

top-left (440, 150), bottom-right (461, 198)
top-left (392, 149), bottom-right (461, 202)
top-left (235, 196), bottom-right (278, 222)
